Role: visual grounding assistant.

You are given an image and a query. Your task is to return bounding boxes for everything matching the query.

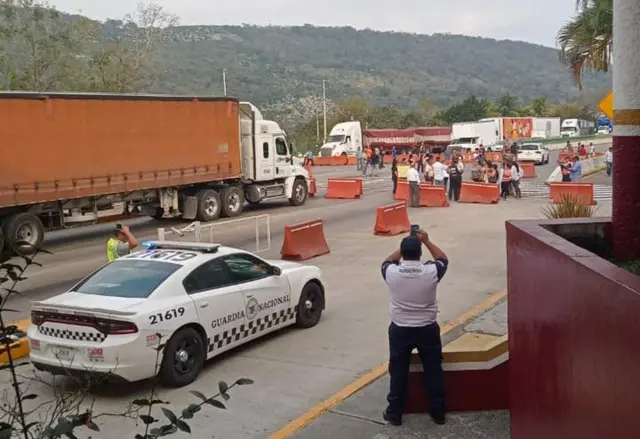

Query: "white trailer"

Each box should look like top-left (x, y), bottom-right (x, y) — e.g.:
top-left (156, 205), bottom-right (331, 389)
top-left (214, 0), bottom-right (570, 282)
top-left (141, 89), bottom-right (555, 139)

top-left (532, 117), bottom-right (561, 138)
top-left (449, 120), bottom-right (499, 150)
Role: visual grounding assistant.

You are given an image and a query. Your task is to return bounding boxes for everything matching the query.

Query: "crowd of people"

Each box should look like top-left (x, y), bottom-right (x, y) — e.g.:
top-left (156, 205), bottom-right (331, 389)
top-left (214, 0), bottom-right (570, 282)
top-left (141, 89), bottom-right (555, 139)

top-left (392, 142), bottom-right (531, 206)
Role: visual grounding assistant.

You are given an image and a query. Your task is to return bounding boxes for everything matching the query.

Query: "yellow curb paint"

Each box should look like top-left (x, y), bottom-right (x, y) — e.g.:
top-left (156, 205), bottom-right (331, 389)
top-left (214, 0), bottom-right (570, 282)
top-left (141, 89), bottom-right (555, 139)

top-left (266, 289), bottom-right (508, 439)
top-left (0, 319), bottom-right (32, 365)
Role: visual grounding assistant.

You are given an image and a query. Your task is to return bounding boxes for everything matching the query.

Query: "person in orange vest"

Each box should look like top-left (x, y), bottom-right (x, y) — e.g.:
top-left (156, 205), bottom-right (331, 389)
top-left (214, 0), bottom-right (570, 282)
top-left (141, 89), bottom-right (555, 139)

top-left (363, 146), bottom-right (373, 176)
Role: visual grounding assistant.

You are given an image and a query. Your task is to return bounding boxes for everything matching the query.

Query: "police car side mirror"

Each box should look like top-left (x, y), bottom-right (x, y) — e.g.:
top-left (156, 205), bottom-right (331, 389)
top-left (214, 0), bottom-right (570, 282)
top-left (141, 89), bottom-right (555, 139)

top-left (269, 266), bottom-right (282, 276)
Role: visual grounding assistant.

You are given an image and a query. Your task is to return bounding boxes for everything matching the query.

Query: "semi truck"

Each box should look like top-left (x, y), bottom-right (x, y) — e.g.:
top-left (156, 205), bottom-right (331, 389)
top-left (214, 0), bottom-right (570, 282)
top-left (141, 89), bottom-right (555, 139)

top-left (318, 121), bottom-right (363, 157)
top-left (596, 115), bottom-right (613, 134)
top-left (561, 118), bottom-right (595, 137)
top-left (449, 120), bottom-right (499, 150)
top-left (478, 117), bottom-right (560, 142)
top-left (0, 92), bottom-right (310, 257)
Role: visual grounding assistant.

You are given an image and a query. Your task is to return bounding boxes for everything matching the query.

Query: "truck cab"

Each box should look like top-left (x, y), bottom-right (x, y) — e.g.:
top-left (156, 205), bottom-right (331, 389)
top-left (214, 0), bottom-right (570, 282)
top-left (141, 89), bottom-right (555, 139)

top-left (319, 121), bottom-right (363, 157)
top-left (239, 102), bottom-right (309, 206)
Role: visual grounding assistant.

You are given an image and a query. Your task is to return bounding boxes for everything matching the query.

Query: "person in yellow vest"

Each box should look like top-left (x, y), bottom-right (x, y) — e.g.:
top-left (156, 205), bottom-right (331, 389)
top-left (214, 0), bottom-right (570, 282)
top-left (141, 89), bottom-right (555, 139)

top-left (107, 224), bottom-right (138, 262)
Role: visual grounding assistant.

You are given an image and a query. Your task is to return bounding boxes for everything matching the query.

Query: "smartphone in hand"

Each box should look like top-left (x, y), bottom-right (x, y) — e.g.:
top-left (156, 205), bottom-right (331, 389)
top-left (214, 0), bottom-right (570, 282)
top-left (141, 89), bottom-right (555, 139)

top-left (410, 224), bottom-right (420, 237)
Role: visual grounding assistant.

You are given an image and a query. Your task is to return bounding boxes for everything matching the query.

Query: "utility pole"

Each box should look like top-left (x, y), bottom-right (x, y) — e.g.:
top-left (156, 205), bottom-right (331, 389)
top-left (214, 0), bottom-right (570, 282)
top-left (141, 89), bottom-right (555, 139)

top-left (223, 69), bottom-right (227, 96)
top-left (316, 110), bottom-right (320, 143)
top-left (322, 80), bottom-right (327, 141)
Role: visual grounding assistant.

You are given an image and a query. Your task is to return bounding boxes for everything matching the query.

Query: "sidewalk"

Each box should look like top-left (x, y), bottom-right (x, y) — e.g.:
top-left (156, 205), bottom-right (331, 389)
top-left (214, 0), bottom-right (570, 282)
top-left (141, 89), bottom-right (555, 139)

top-left (290, 297), bottom-right (510, 439)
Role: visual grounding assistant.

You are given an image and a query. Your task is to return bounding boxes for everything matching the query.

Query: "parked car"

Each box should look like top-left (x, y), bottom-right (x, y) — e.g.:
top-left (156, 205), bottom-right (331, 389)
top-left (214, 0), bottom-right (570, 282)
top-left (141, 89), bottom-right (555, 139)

top-left (517, 143), bottom-right (550, 165)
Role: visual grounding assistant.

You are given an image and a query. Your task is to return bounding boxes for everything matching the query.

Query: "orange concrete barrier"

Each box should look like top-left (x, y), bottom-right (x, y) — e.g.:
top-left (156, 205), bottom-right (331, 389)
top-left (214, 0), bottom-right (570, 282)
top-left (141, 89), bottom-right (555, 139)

top-left (329, 155), bottom-right (349, 166)
top-left (280, 219), bottom-right (330, 261)
top-left (326, 179), bottom-right (362, 199)
top-left (419, 184), bottom-right (449, 207)
top-left (312, 157), bottom-right (332, 166)
top-left (347, 156), bottom-right (357, 165)
top-left (519, 162), bottom-right (536, 178)
top-left (374, 202), bottom-right (411, 236)
top-left (308, 178), bottom-right (317, 197)
top-left (463, 153), bottom-right (474, 163)
top-left (558, 152), bottom-right (575, 162)
top-left (373, 202), bottom-right (411, 236)
top-left (485, 152), bottom-right (503, 162)
top-left (549, 182), bottom-right (597, 205)
top-left (394, 180), bottom-right (409, 201)
top-left (459, 182), bottom-right (500, 204)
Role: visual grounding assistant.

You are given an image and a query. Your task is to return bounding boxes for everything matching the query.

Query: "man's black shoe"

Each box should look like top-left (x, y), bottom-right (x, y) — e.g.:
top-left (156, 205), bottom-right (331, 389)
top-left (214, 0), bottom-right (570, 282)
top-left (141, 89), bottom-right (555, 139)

top-left (383, 410), bottom-right (402, 426)
top-left (430, 412), bottom-right (446, 425)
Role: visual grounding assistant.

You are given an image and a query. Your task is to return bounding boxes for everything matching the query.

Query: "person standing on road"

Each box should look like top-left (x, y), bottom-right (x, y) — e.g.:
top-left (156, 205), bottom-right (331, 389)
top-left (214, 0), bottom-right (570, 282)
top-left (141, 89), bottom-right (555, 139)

top-left (406, 163), bottom-right (421, 207)
top-left (381, 230), bottom-right (448, 427)
top-left (605, 146), bottom-right (613, 176)
top-left (391, 159), bottom-right (399, 195)
top-left (363, 146), bottom-right (373, 176)
top-left (107, 224), bottom-right (138, 262)
top-left (570, 155), bottom-right (583, 181)
top-left (446, 157), bottom-right (463, 201)
top-left (560, 158), bottom-right (572, 182)
top-left (500, 163), bottom-right (512, 200)
top-left (588, 142), bottom-right (595, 157)
top-left (432, 156), bottom-right (447, 187)
top-left (510, 162), bottom-right (522, 199)
top-left (356, 147), bottom-right (363, 171)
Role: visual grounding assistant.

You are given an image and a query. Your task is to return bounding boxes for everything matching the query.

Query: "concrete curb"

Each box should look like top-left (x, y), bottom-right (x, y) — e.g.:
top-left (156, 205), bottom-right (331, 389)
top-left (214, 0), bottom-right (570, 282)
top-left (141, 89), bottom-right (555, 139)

top-left (0, 319), bottom-right (31, 366)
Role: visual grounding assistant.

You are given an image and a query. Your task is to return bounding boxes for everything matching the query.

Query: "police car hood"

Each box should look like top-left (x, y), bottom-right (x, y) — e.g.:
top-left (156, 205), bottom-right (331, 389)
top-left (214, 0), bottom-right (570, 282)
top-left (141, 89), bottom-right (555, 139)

top-left (33, 292), bottom-right (144, 316)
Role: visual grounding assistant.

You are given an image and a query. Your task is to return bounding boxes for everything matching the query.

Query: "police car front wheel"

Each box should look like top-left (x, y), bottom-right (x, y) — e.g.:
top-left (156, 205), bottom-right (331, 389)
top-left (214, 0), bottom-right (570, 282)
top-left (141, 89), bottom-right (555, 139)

top-left (296, 282), bottom-right (324, 328)
top-left (159, 327), bottom-right (206, 388)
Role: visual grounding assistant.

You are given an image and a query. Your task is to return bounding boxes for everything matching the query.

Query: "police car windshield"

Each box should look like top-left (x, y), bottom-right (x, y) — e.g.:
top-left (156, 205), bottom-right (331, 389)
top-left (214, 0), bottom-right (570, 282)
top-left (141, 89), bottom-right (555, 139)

top-left (73, 260), bottom-right (181, 298)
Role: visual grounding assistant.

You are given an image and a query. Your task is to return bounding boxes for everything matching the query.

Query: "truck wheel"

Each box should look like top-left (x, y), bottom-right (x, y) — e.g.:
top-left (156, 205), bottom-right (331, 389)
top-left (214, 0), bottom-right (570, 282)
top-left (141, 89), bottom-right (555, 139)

top-left (2, 213), bottom-right (44, 256)
top-left (221, 187), bottom-right (244, 218)
top-left (196, 189), bottom-right (222, 222)
top-left (0, 226), bottom-right (4, 256)
top-left (151, 207), bottom-right (165, 220)
top-left (289, 178), bottom-right (308, 206)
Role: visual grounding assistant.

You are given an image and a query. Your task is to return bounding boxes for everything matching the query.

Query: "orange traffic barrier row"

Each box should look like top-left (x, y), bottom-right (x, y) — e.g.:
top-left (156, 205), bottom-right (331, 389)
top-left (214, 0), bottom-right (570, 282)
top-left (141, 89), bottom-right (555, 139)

top-left (308, 178), bottom-right (317, 197)
top-left (549, 182), bottom-right (597, 205)
top-left (326, 179), bottom-right (362, 199)
top-left (311, 156), bottom-right (351, 166)
top-left (347, 156), bottom-right (357, 165)
top-left (458, 182), bottom-right (500, 204)
top-left (558, 152), bottom-right (575, 162)
top-left (519, 162), bottom-right (536, 178)
top-left (374, 202), bottom-right (411, 236)
top-left (280, 219), bottom-right (330, 261)
top-left (419, 184), bottom-right (449, 207)
top-left (484, 152), bottom-right (503, 162)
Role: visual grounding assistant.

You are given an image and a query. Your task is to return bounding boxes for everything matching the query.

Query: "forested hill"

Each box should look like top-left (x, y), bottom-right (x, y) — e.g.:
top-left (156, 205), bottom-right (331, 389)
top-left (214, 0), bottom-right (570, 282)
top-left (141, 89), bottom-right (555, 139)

top-left (154, 24), bottom-right (609, 113)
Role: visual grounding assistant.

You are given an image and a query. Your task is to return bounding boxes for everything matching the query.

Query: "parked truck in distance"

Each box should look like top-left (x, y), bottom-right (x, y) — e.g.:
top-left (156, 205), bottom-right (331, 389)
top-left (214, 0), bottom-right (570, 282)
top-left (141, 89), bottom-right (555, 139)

top-left (561, 118), bottom-right (595, 137)
top-left (0, 92), bottom-right (309, 257)
top-left (318, 121), bottom-right (363, 157)
top-left (596, 115), bottom-right (613, 134)
top-left (449, 120), bottom-right (499, 151)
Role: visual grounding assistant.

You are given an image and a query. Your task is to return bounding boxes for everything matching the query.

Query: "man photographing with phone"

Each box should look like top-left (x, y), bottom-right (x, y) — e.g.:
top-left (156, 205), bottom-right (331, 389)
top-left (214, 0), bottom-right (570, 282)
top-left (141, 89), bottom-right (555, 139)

top-left (380, 226), bottom-right (448, 427)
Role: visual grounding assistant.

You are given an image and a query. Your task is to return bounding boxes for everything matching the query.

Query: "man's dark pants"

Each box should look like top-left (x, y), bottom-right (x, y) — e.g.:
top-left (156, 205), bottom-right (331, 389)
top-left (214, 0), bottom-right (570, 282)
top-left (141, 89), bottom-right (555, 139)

top-left (386, 322), bottom-right (446, 421)
top-left (409, 181), bottom-right (420, 207)
top-left (448, 176), bottom-right (462, 201)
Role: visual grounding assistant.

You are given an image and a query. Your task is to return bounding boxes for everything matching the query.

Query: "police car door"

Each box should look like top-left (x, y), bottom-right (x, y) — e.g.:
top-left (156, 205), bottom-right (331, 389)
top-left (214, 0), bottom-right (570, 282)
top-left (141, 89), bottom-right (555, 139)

top-left (182, 259), bottom-right (247, 357)
top-left (221, 253), bottom-right (292, 340)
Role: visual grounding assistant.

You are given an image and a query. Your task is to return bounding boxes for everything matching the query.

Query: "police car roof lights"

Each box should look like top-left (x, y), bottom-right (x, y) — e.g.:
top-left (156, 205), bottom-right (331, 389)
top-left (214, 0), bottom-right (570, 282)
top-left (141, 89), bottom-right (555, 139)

top-left (141, 241), bottom-right (221, 253)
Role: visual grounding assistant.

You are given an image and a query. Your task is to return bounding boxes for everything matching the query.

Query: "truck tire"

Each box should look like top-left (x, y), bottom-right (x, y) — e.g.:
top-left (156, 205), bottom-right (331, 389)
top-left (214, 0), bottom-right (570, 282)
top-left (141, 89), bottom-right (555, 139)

top-left (196, 189), bottom-right (222, 222)
top-left (151, 207), bottom-right (165, 220)
top-left (0, 226), bottom-right (4, 256)
top-left (2, 212), bottom-right (44, 256)
top-left (289, 178), bottom-right (308, 206)
top-left (220, 187), bottom-right (244, 218)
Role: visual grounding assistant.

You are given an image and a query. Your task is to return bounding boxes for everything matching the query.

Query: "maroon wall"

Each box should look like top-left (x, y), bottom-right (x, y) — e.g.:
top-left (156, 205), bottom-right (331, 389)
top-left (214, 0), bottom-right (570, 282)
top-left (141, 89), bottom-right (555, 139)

top-left (506, 218), bottom-right (640, 439)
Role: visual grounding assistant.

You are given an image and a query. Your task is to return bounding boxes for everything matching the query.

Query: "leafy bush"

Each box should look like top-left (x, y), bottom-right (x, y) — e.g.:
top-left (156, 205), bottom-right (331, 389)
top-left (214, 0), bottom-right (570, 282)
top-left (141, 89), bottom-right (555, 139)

top-left (542, 193), bottom-right (596, 219)
top-left (0, 249), bottom-right (252, 439)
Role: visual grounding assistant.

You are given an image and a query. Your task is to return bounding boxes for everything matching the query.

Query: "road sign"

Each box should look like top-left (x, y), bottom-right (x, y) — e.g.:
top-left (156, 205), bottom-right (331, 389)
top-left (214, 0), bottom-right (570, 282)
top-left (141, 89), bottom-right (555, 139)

top-left (598, 90), bottom-right (613, 119)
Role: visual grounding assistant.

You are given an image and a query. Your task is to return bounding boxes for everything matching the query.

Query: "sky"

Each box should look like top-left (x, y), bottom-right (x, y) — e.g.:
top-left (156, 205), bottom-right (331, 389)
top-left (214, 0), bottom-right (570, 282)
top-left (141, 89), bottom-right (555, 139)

top-left (48, 0), bottom-right (577, 48)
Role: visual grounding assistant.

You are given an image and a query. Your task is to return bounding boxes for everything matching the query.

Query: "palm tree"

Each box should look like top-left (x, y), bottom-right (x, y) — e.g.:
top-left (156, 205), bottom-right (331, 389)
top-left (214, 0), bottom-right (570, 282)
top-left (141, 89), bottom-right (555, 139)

top-left (556, 0), bottom-right (613, 89)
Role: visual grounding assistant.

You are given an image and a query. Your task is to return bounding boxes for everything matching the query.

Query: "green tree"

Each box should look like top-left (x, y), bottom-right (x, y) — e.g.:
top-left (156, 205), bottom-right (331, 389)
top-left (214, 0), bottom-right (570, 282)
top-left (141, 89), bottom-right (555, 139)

top-left (529, 97), bottom-right (551, 116)
top-left (439, 96), bottom-right (491, 124)
top-left (556, 0), bottom-right (613, 88)
top-left (494, 94), bottom-right (521, 116)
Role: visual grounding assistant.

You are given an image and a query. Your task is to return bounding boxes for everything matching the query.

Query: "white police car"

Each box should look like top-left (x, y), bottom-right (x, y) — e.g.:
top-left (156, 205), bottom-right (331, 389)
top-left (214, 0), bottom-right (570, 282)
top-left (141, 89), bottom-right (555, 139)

top-left (27, 241), bottom-right (325, 387)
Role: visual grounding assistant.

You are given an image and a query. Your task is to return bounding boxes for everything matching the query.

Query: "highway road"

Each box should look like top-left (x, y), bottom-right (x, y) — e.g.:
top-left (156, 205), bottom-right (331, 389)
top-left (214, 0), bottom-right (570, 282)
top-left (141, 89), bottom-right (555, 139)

top-left (1, 147), bottom-right (613, 439)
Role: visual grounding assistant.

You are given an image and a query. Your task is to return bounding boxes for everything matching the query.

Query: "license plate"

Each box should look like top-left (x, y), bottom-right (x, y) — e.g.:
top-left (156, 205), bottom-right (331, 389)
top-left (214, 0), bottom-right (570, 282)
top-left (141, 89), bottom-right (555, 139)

top-left (52, 346), bottom-right (76, 361)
